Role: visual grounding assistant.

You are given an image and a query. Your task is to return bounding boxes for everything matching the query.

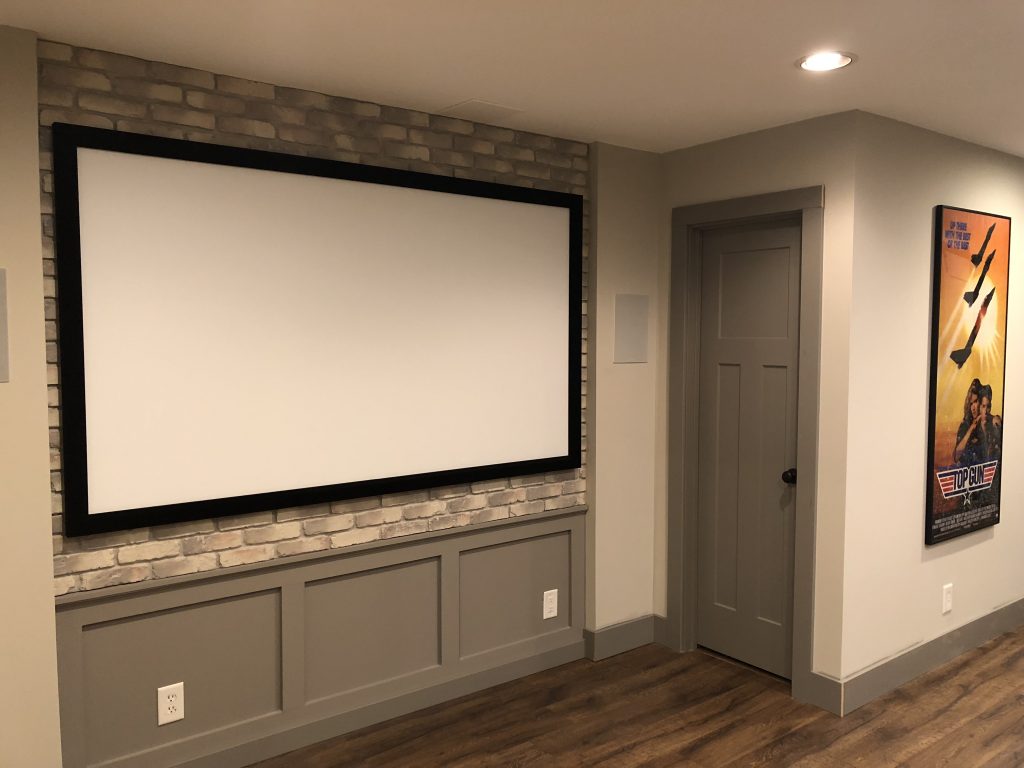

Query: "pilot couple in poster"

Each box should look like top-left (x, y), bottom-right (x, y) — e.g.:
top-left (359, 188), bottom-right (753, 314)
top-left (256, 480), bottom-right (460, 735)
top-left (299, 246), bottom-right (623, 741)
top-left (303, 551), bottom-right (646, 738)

top-left (953, 378), bottom-right (1002, 505)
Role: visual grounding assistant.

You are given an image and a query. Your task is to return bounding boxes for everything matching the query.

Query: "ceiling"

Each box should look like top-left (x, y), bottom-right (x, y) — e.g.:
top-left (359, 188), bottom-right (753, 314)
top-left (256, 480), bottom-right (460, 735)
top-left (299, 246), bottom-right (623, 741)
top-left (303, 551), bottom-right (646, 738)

top-left (2, 0), bottom-right (1022, 156)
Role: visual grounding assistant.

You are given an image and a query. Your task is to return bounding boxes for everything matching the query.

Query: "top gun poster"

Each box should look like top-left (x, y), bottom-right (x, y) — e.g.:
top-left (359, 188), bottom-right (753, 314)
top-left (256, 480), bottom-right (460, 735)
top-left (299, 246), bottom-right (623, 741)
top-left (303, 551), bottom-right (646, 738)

top-left (926, 206), bottom-right (1011, 544)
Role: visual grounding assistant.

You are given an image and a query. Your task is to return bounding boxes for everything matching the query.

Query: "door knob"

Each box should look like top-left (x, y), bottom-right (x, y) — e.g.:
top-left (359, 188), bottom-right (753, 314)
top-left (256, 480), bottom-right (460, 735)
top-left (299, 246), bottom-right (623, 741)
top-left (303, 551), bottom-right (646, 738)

top-left (781, 467), bottom-right (797, 485)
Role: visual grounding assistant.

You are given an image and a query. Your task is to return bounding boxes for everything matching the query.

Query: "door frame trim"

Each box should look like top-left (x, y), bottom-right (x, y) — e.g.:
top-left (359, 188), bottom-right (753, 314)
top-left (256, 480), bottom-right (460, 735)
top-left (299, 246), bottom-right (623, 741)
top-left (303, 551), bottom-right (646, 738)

top-left (666, 186), bottom-right (830, 709)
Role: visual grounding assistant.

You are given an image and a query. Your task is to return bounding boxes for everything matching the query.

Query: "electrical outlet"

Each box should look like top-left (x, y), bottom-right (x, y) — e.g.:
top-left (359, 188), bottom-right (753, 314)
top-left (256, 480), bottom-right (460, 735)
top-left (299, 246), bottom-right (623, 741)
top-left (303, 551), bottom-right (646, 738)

top-left (942, 583), bottom-right (953, 615)
top-left (543, 588), bottom-right (558, 620)
top-left (157, 682), bottom-right (185, 726)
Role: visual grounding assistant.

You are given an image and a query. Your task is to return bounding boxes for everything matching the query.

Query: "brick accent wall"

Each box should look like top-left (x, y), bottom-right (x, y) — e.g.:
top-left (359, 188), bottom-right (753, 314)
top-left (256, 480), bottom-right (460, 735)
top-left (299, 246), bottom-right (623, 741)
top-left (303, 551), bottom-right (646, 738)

top-left (40, 41), bottom-right (589, 595)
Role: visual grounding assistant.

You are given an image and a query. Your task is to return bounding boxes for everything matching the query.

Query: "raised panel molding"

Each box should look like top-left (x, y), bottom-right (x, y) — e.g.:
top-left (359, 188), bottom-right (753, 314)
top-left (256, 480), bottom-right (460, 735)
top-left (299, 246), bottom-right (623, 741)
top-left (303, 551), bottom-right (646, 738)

top-left (55, 508), bottom-right (586, 768)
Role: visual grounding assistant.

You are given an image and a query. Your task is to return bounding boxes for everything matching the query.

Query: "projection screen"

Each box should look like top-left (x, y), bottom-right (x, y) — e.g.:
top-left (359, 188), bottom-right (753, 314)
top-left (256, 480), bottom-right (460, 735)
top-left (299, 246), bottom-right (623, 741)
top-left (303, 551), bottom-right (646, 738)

top-left (53, 124), bottom-right (582, 536)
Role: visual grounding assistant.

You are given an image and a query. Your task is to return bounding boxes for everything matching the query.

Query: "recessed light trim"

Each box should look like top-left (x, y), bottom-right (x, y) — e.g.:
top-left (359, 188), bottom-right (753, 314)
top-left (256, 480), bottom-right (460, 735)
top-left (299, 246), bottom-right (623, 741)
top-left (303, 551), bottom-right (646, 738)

top-left (798, 51), bottom-right (855, 72)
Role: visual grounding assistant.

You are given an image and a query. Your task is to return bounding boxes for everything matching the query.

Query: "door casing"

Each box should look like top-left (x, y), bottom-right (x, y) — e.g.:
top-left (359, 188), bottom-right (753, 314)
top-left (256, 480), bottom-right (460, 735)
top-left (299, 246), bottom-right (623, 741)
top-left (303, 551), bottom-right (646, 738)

top-left (666, 187), bottom-right (832, 709)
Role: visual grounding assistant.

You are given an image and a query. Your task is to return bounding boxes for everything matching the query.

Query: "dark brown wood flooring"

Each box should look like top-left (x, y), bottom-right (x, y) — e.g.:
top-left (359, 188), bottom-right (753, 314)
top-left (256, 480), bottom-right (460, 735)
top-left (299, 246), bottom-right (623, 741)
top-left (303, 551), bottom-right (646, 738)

top-left (249, 626), bottom-right (1024, 767)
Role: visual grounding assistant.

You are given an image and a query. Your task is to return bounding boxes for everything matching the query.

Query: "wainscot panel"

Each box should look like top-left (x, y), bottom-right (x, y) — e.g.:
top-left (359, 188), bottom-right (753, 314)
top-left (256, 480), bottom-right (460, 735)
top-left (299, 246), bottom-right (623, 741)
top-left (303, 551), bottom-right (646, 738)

top-left (56, 507), bottom-right (586, 768)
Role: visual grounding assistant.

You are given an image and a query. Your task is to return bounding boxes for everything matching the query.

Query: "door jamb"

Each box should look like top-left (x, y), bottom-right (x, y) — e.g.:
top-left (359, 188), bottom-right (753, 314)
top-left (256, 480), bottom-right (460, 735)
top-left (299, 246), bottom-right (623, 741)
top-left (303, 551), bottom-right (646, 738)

top-left (665, 187), bottom-right (834, 710)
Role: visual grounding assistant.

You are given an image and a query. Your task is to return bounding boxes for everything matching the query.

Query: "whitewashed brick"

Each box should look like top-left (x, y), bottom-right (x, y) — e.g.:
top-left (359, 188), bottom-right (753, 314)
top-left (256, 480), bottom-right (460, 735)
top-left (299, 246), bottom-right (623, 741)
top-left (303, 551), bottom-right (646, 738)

top-left (81, 564), bottom-right (152, 590)
top-left (509, 500), bottom-right (545, 518)
top-left (330, 527), bottom-right (380, 548)
top-left (276, 536), bottom-right (331, 557)
top-left (219, 545), bottom-right (275, 568)
top-left (303, 514), bottom-right (355, 535)
top-left (446, 495), bottom-right (486, 513)
top-left (55, 549), bottom-right (115, 575)
top-left (117, 540), bottom-right (180, 564)
top-left (277, 503), bottom-right (331, 522)
top-left (402, 501), bottom-right (446, 520)
top-left (244, 522), bottom-right (302, 544)
top-left (152, 554), bottom-right (218, 578)
top-left (381, 520), bottom-right (429, 538)
top-left (526, 483), bottom-right (562, 501)
top-left (54, 575), bottom-right (78, 596)
top-left (182, 531), bottom-right (243, 554)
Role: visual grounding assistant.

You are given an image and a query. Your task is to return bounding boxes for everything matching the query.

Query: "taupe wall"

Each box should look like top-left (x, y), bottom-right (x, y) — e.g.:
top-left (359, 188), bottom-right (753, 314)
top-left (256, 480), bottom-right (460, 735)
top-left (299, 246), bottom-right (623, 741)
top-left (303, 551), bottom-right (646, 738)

top-left (841, 113), bottom-right (1024, 679)
top-left (588, 143), bottom-right (669, 628)
top-left (56, 509), bottom-right (585, 768)
top-left (40, 41), bottom-right (589, 595)
top-left (0, 25), bottom-right (64, 766)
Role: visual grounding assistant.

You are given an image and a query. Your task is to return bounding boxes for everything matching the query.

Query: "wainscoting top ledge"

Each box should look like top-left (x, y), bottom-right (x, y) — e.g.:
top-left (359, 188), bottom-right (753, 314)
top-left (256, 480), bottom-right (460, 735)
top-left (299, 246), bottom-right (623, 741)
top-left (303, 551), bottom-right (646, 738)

top-left (56, 505), bottom-right (588, 608)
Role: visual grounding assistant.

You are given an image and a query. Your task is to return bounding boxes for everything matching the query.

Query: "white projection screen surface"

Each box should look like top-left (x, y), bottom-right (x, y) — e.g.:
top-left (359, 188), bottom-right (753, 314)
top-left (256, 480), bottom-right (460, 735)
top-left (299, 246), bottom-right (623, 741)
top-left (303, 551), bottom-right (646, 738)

top-left (54, 125), bottom-right (581, 535)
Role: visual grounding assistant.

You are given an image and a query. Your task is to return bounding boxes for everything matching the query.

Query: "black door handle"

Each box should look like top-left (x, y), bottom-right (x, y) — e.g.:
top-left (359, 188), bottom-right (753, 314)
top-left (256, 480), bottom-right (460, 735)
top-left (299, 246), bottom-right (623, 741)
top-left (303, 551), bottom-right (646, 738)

top-left (781, 467), bottom-right (797, 485)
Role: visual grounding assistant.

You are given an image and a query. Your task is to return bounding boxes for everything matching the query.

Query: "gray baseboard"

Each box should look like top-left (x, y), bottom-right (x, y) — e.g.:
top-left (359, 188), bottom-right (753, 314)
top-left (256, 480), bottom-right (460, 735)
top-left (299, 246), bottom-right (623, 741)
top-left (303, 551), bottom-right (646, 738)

top-left (585, 615), bottom-right (666, 660)
top-left (182, 641), bottom-right (585, 768)
top-left (841, 597), bottom-right (1024, 714)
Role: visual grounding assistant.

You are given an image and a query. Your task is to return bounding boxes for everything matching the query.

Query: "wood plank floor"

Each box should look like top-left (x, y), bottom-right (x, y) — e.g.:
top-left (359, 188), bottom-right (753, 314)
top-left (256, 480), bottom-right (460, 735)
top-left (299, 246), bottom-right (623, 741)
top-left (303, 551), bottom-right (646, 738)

top-left (249, 626), bottom-right (1024, 767)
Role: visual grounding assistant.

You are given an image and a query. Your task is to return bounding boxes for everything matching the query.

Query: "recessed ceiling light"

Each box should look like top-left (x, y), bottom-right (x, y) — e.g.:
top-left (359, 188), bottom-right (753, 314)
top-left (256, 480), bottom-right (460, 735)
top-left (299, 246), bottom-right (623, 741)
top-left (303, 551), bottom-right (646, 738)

top-left (798, 51), bottom-right (854, 72)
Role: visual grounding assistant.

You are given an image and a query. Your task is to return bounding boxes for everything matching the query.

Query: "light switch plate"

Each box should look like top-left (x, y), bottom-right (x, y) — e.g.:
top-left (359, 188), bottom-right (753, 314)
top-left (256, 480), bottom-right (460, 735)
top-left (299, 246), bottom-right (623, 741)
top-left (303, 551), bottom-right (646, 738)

top-left (0, 269), bottom-right (9, 383)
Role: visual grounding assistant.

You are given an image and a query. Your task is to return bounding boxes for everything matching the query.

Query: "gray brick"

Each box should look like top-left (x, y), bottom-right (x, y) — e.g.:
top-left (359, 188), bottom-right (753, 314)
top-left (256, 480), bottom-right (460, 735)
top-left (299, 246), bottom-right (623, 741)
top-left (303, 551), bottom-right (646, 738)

top-left (276, 536), bottom-right (330, 557)
top-left (372, 123), bottom-right (407, 141)
top-left (471, 478), bottom-right (509, 493)
top-left (54, 575), bottom-right (78, 596)
top-left (276, 503), bottom-right (331, 522)
top-left (76, 528), bottom-right (150, 551)
top-left (428, 115), bottom-right (473, 135)
top-left (554, 138), bottom-right (589, 157)
top-left (384, 142), bottom-right (428, 161)
top-left (246, 102), bottom-right (306, 125)
top-left (117, 540), bottom-right (180, 564)
top-left (330, 527), bottom-right (380, 548)
top-left (473, 124), bottom-right (515, 143)
top-left (113, 80), bottom-right (183, 103)
top-left (496, 143), bottom-right (534, 161)
top-left (572, 156), bottom-right (589, 172)
top-left (114, 120), bottom-right (186, 140)
top-left (217, 511), bottom-right (274, 530)
top-left (77, 49), bottom-right (147, 77)
top-left (381, 520), bottom-right (429, 538)
top-left (217, 116), bottom-right (276, 139)
top-left (429, 148), bottom-right (473, 168)
top-left (487, 488), bottom-right (526, 506)
top-left (219, 545), bottom-right (275, 568)
top-left (153, 519), bottom-right (216, 539)
top-left (78, 93), bottom-right (147, 118)
top-left (552, 168), bottom-right (588, 187)
top-left (515, 161), bottom-right (552, 180)
top-left (297, 104), bottom-right (349, 129)
top-left (54, 549), bottom-right (115, 576)
top-left (382, 490), bottom-right (429, 507)
top-left (509, 500), bottom-right (545, 517)
top-left (41, 64), bottom-right (112, 92)
top-left (303, 514), bottom-right (355, 535)
top-left (561, 479), bottom-right (586, 494)
top-left (454, 136), bottom-right (495, 155)
top-left (278, 125), bottom-right (329, 145)
top-left (431, 484), bottom-right (471, 499)
top-left (471, 506), bottom-right (510, 524)
top-left (329, 497), bottom-right (381, 515)
top-left (428, 513), bottom-right (472, 532)
top-left (151, 104), bottom-right (215, 129)
top-left (409, 161), bottom-right (451, 176)
top-left (335, 134), bottom-right (381, 153)
top-left (40, 110), bottom-right (114, 129)
top-left (446, 495), bottom-right (486, 513)
top-left (381, 106), bottom-right (429, 127)
top-left (332, 97), bottom-right (380, 118)
top-left (275, 87), bottom-right (332, 109)
top-left (38, 41), bottom-right (73, 62)
top-left (243, 522), bottom-right (302, 544)
top-left (402, 501), bottom-right (446, 520)
top-left (186, 90), bottom-right (246, 114)
top-left (152, 554), bottom-right (218, 578)
top-left (354, 508), bottom-right (401, 528)
top-left (148, 62), bottom-right (215, 89)
top-left (516, 132), bottom-right (555, 151)
top-left (408, 128), bottom-right (453, 149)
top-left (38, 87), bottom-right (73, 107)
top-left (81, 564), bottom-right (152, 590)
top-left (511, 473), bottom-right (547, 488)
top-left (216, 75), bottom-right (274, 99)
top-left (545, 494), bottom-right (584, 511)
top-left (535, 150), bottom-right (573, 169)
top-left (182, 531), bottom-right (243, 554)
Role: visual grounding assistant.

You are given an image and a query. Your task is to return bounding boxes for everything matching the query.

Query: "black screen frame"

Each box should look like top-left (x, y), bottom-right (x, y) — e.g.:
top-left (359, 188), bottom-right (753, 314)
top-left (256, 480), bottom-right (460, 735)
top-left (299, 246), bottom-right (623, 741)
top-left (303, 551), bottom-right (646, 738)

top-left (53, 123), bottom-right (583, 537)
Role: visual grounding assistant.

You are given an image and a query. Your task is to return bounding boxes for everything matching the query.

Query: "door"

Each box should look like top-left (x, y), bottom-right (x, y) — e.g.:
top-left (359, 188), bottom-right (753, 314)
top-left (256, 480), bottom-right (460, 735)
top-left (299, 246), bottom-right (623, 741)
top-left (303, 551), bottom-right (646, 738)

top-left (696, 219), bottom-right (800, 678)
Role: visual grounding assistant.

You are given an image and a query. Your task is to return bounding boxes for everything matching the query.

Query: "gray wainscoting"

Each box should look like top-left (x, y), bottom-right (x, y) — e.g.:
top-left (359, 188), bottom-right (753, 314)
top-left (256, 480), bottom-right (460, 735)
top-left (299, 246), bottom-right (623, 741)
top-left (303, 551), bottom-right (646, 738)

top-left (56, 508), bottom-right (586, 768)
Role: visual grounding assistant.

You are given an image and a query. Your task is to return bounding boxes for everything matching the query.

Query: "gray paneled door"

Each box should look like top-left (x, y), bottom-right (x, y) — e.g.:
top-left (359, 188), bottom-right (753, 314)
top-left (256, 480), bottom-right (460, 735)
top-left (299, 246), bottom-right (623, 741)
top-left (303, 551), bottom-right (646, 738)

top-left (696, 219), bottom-right (800, 678)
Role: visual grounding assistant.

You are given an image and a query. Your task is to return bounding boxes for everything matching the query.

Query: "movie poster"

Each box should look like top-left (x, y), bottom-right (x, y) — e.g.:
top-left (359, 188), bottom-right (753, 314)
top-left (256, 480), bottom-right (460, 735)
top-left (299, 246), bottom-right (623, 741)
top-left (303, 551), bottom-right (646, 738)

top-left (926, 206), bottom-right (1011, 544)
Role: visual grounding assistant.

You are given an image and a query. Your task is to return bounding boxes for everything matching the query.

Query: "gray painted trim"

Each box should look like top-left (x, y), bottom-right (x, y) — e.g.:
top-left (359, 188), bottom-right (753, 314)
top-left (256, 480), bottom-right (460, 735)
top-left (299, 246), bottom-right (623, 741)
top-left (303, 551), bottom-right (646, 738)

top-left (57, 510), bottom-right (586, 768)
top-left (841, 597), bottom-right (1024, 714)
top-left (653, 615), bottom-right (670, 647)
top-left (584, 616), bottom-right (656, 660)
top-left (667, 188), bottom-right (825, 709)
top-left (55, 505), bottom-right (587, 607)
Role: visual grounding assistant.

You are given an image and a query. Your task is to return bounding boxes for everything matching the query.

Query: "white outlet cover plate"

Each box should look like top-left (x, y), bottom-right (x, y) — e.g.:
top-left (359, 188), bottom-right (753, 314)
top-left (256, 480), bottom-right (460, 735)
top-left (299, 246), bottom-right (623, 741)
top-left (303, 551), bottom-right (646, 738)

top-left (543, 588), bottom-right (558, 619)
top-left (157, 681), bottom-right (184, 726)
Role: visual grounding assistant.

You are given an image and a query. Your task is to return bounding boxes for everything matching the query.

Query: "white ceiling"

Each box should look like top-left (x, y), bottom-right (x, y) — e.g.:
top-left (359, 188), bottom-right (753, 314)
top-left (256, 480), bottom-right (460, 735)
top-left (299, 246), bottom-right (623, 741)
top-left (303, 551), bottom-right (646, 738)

top-left (2, 0), bottom-right (1022, 155)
